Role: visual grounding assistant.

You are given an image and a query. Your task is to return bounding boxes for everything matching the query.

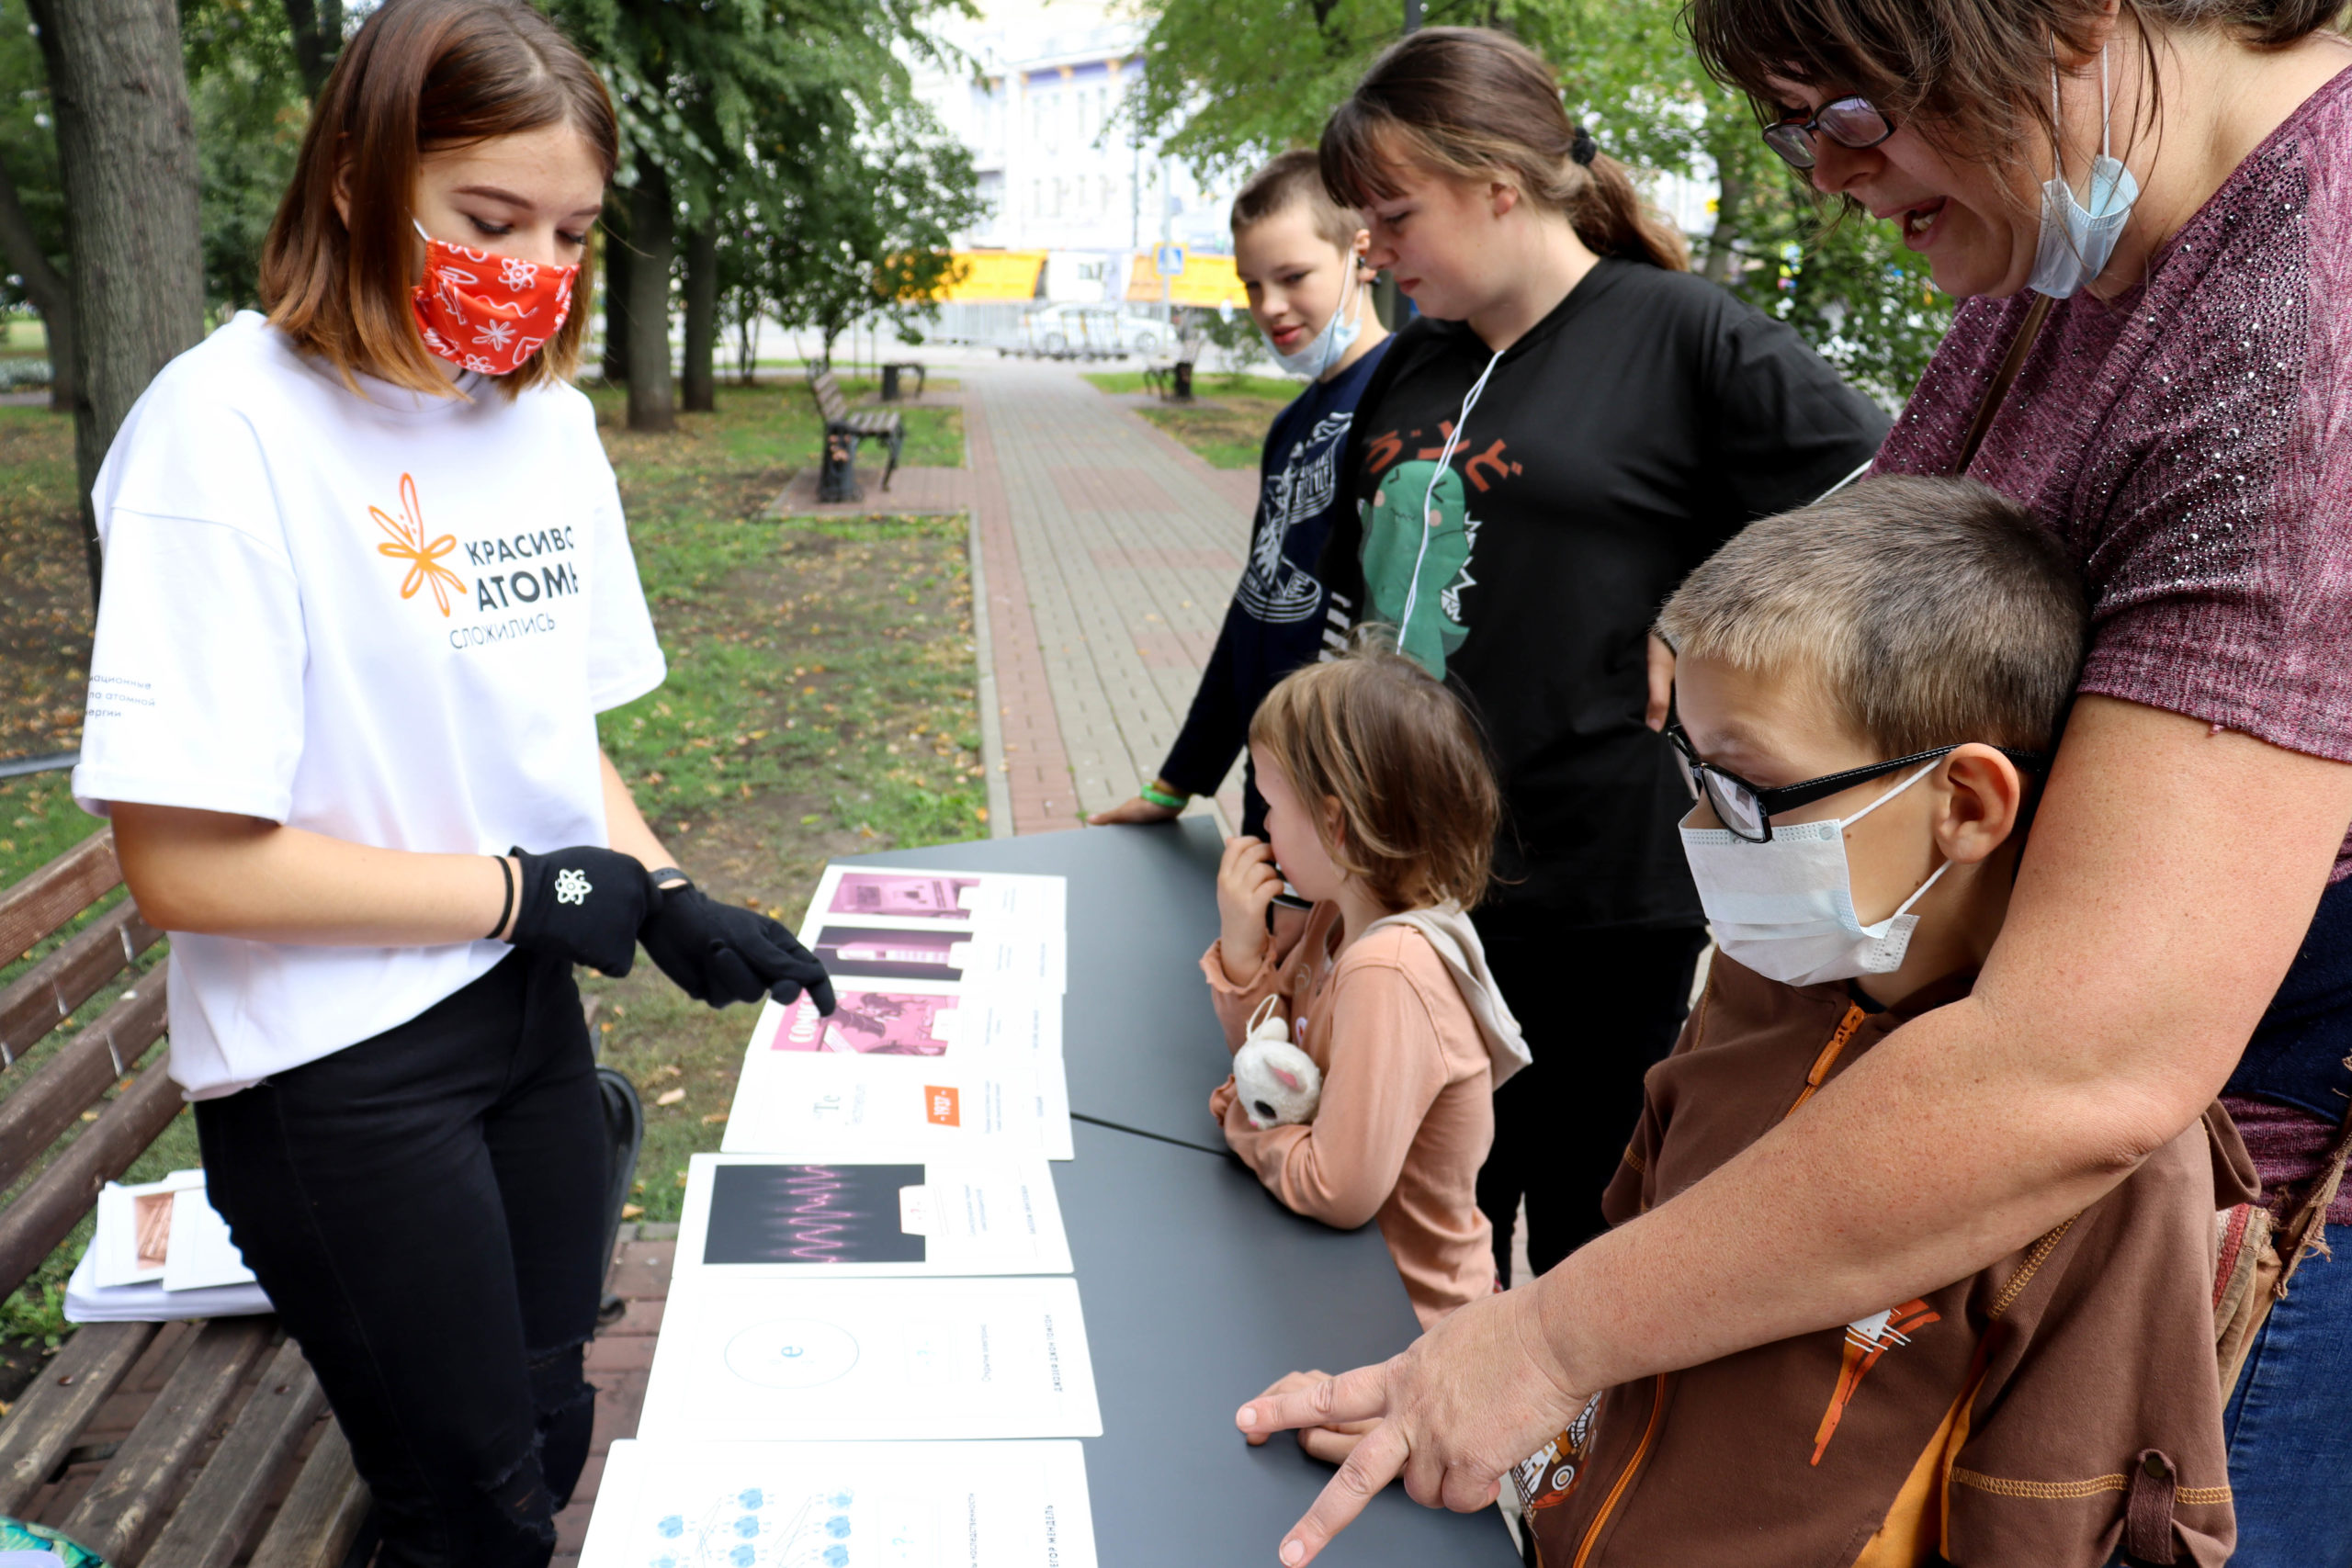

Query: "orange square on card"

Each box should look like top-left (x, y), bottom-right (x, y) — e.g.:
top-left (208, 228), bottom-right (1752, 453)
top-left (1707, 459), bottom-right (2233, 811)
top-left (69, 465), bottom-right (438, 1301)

top-left (924, 1085), bottom-right (961, 1126)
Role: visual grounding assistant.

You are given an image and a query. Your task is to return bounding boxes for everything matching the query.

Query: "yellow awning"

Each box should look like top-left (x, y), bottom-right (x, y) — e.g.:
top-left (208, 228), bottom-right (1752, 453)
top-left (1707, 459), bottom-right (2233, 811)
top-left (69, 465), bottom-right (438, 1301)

top-left (1125, 249), bottom-right (1247, 308)
top-left (935, 251), bottom-right (1047, 302)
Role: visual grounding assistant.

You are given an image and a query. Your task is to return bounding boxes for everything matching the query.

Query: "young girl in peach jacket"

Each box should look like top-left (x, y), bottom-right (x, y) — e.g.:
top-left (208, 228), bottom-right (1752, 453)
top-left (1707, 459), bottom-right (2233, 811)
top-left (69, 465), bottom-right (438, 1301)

top-left (1202, 644), bottom-right (1530, 1327)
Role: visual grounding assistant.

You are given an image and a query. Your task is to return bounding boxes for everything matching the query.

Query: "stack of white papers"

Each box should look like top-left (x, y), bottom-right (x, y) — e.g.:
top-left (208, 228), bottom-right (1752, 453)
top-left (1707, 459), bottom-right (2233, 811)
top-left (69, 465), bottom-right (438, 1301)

top-left (66, 1169), bottom-right (269, 1323)
top-left (582, 862), bottom-right (1099, 1568)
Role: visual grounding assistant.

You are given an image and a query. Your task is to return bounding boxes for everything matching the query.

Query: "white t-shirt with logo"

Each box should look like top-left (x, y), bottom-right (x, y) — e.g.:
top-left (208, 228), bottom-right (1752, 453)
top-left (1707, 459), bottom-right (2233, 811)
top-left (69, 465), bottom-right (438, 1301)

top-left (73, 312), bottom-right (666, 1096)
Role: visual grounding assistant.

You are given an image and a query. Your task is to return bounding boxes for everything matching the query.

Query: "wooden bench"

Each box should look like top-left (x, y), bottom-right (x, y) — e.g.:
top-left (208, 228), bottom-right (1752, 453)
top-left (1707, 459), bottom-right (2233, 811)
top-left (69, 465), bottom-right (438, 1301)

top-left (0, 832), bottom-right (645, 1563)
top-left (804, 367), bottom-right (903, 502)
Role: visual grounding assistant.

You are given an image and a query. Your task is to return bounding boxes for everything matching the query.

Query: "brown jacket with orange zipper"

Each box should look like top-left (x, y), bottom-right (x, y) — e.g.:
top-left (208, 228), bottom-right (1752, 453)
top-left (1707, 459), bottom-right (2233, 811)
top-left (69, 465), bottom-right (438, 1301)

top-left (1519, 954), bottom-right (2256, 1568)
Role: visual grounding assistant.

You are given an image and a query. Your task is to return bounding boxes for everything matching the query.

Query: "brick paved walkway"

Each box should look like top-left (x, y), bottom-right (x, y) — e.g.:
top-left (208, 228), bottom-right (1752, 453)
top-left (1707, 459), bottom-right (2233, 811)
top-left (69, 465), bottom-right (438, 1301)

top-left (966, 364), bottom-right (1263, 835)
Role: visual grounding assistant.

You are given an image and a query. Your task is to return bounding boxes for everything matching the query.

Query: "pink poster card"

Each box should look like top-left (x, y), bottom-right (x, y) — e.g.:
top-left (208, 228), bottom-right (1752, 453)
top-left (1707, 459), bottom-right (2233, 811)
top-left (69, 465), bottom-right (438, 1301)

top-left (771, 989), bottom-right (955, 1056)
top-left (829, 872), bottom-right (981, 921)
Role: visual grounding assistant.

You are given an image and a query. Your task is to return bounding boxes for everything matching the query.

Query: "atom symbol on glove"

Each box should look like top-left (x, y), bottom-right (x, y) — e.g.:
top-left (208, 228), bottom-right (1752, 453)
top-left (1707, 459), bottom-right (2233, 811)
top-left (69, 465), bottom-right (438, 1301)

top-left (554, 868), bottom-right (592, 905)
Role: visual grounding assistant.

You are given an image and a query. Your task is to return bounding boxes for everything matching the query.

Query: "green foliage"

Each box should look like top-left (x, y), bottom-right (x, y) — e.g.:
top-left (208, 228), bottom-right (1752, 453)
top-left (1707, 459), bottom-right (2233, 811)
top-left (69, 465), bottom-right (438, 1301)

top-left (1184, 303), bottom-right (1268, 372)
top-left (1128, 0), bottom-right (1953, 403)
top-left (181, 0), bottom-right (311, 311)
top-left (0, 0), bottom-right (64, 312)
top-left (727, 91), bottom-right (986, 362)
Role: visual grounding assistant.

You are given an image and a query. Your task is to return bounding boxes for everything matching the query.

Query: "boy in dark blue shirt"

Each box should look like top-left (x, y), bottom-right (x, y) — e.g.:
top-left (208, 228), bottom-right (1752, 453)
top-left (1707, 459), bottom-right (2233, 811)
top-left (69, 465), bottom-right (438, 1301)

top-left (1091, 150), bottom-right (1393, 836)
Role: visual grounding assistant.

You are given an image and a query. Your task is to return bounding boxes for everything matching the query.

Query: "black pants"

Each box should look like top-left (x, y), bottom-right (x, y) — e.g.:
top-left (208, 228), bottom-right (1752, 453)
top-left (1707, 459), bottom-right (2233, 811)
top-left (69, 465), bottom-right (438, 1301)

top-left (1475, 919), bottom-right (1709, 1283)
top-left (196, 949), bottom-right (605, 1568)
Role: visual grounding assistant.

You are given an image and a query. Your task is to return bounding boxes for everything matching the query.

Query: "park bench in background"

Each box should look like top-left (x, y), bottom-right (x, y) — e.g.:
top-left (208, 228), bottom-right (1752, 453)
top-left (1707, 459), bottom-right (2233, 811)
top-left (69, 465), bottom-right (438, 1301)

top-left (804, 366), bottom-right (903, 502)
top-left (877, 361), bottom-right (926, 402)
top-left (1139, 321), bottom-right (1209, 403)
top-left (0, 833), bottom-right (645, 1565)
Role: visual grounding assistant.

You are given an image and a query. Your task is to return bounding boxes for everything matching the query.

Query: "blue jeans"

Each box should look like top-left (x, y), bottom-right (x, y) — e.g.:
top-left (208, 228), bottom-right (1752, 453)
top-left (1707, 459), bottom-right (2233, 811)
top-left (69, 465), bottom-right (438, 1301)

top-left (2222, 1224), bottom-right (2352, 1568)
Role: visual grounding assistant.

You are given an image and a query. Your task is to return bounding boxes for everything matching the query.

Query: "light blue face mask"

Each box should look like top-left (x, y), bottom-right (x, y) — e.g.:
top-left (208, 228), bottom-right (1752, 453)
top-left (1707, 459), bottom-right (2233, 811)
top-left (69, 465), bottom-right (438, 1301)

top-left (1261, 257), bottom-right (1366, 379)
top-left (2030, 44), bottom-right (2141, 299)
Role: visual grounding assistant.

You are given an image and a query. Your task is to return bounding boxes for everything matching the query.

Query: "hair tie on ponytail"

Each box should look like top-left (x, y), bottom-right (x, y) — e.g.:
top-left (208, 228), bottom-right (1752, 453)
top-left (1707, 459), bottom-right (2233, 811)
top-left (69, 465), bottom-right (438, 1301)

top-left (1570, 127), bottom-right (1598, 166)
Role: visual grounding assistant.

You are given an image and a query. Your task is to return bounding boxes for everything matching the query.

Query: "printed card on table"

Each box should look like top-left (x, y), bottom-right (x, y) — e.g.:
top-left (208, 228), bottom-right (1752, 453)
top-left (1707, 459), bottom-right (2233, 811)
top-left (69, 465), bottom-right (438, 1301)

top-left (723, 1047), bottom-right (1053, 1157)
top-left (803, 864), bottom-right (1067, 994)
top-left (673, 1152), bottom-right (1072, 1280)
top-left (581, 1438), bottom-right (1097, 1568)
top-left (637, 1274), bottom-right (1102, 1442)
top-left (752, 989), bottom-right (1072, 1159)
top-left (810, 864), bottom-right (1066, 931)
top-left (808, 923), bottom-right (1063, 995)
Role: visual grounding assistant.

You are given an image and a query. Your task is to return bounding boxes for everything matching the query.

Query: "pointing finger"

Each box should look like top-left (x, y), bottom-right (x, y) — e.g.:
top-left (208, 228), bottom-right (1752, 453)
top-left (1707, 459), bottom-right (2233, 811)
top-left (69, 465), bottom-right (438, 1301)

top-left (1277, 1420), bottom-right (1408, 1565)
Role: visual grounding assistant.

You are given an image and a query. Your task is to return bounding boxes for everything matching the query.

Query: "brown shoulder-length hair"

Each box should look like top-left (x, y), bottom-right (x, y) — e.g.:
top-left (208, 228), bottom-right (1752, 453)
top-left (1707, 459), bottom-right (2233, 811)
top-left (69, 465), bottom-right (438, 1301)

top-left (261, 0), bottom-right (617, 399)
top-left (1249, 640), bottom-right (1501, 914)
top-left (1320, 28), bottom-right (1689, 272)
top-left (1686, 0), bottom-right (2348, 172)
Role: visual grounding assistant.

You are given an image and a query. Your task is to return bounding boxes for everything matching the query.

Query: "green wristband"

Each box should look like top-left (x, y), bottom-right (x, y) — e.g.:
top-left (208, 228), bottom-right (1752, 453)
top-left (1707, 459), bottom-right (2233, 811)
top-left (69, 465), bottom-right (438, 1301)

top-left (1140, 783), bottom-right (1188, 810)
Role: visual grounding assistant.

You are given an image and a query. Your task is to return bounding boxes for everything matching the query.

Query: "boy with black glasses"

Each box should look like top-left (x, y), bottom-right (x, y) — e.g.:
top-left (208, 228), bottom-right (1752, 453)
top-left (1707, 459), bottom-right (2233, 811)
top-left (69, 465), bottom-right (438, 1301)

top-left (1513, 475), bottom-right (2255, 1567)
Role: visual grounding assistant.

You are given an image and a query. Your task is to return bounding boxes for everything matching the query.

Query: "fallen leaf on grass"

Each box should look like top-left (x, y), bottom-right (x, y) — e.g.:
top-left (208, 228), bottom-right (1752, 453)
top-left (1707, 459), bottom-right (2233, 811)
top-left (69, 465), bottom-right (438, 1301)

top-left (620, 1203), bottom-right (643, 1220)
top-left (655, 1088), bottom-right (685, 1107)
top-left (701, 1111), bottom-right (729, 1125)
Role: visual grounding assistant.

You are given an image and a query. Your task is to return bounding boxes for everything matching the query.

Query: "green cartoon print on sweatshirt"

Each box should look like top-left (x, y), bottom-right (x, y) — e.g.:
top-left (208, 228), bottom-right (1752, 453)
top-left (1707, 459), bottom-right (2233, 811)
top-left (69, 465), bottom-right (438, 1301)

top-left (1360, 458), bottom-right (1475, 677)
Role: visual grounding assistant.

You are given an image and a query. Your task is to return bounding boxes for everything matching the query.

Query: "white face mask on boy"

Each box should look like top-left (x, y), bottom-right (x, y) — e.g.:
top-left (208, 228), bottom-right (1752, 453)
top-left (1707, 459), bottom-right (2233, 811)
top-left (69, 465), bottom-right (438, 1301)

top-left (1679, 760), bottom-right (1951, 988)
top-left (1261, 259), bottom-right (1365, 379)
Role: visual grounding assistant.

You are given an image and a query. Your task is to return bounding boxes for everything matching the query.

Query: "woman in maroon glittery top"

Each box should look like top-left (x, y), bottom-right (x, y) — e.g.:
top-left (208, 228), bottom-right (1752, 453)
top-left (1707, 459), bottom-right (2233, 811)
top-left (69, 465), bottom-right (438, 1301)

top-left (1231, 6), bottom-right (2352, 1566)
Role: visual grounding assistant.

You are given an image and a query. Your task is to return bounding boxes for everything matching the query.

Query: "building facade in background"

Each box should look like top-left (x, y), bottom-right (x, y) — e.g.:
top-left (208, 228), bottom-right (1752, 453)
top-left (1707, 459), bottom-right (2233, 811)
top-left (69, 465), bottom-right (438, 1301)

top-left (907, 0), bottom-right (1237, 306)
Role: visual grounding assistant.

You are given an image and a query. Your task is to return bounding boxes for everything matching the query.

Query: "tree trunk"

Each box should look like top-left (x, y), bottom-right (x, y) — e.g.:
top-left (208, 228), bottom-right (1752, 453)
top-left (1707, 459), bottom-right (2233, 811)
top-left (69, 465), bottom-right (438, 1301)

top-left (1702, 167), bottom-right (1747, 286)
top-left (278, 0), bottom-right (344, 100)
top-left (624, 157), bottom-right (674, 433)
top-left (679, 224), bottom-right (717, 413)
top-left (26, 0), bottom-right (204, 607)
top-left (0, 150), bottom-right (76, 412)
top-left (736, 306), bottom-right (759, 387)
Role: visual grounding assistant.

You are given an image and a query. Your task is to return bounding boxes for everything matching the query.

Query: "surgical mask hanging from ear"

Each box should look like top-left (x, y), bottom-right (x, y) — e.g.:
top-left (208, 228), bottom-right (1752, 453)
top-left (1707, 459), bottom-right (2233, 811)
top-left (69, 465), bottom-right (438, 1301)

top-left (1261, 256), bottom-right (1366, 379)
top-left (1679, 760), bottom-right (1952, 987)
top-left (2029, 43), bottom-right (2140, 299)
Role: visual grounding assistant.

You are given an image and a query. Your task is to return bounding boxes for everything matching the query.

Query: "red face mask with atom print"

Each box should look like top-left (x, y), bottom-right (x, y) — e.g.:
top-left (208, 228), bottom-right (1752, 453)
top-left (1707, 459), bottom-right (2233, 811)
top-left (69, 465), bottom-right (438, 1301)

top-left (409, 220), bottom-right (577, 376)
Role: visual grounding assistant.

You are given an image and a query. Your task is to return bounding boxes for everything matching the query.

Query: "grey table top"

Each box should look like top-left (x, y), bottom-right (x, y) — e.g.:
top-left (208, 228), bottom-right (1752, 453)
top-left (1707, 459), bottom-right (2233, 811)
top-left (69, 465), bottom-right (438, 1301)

top-left (842, 828), bottom-right (1517, 1566)
top-left (1057, 1117), bottom-right (1518, 1567)
top-left (847, 819), bottom-right (1235, 1152)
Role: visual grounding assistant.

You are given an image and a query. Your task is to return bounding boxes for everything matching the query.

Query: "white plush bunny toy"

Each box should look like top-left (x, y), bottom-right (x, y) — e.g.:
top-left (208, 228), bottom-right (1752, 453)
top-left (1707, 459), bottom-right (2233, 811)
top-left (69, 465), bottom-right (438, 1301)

top-left (1234, 993), bottom-right (1324, 1130)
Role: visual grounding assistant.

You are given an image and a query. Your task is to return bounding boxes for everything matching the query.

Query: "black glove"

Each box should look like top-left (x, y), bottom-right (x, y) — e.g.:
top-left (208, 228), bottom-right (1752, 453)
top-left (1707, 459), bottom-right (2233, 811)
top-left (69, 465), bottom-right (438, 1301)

top-left (639, 880), bottom-right (836, 1011)
top-left (505, 845), bottom-right (659, 976)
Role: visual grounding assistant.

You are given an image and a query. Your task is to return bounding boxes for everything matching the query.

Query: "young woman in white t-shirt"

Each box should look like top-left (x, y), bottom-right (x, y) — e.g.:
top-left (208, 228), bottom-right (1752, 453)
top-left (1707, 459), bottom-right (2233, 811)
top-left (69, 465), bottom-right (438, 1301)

top-left (69, 2), bottom-right (831, 1559)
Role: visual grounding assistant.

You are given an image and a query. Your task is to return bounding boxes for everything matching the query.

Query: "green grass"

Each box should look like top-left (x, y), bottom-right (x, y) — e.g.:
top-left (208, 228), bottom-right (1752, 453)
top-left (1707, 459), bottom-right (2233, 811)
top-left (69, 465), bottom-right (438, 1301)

top-left (0, 317), bottom-right (46, 355)
top-left (0, 380), bottom-right (984, 1332)
top-left (1082, 369), bottom-right (1296, 470)
top-left (0, 774), bottom-right (98, 886)
top-left (1082, 369), bottom-right (1301, 400)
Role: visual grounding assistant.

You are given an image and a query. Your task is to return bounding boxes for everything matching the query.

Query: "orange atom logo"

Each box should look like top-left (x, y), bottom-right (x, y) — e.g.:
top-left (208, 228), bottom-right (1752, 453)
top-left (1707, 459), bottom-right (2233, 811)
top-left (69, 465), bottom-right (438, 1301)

top-left (370, 471), bottom-right (467, 616)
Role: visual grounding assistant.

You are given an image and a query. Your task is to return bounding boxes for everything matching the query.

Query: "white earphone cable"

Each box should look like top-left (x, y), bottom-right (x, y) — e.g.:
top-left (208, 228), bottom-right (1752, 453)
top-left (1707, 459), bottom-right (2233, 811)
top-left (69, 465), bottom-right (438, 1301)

top-left (1397, 346), bottom-right (1506, 655)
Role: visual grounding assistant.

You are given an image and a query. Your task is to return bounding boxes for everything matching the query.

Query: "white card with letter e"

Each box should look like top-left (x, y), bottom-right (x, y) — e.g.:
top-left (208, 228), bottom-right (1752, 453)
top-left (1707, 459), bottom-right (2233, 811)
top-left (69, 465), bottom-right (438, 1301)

top-left (673, 1152), bottom-right (1071, 1280)
top-left (639, 1274), bottom-right (1102, 1442)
